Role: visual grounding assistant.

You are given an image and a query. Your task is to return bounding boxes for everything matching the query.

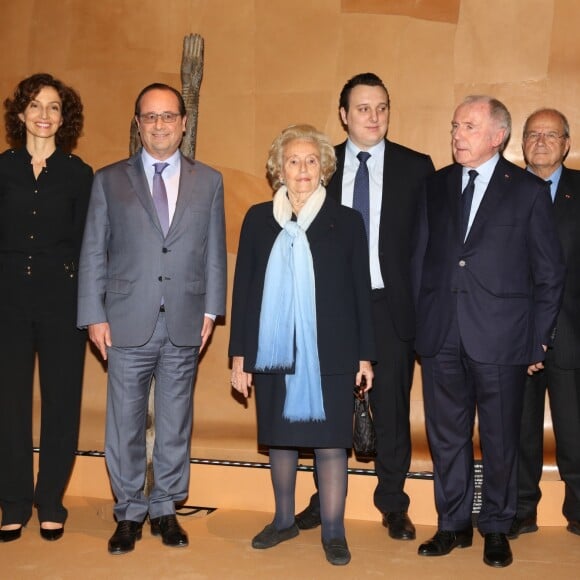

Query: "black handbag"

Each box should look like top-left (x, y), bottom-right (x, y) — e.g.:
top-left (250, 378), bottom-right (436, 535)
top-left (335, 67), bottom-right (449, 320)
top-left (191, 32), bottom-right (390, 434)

top-left (353, 388), bottom-right (377, 458)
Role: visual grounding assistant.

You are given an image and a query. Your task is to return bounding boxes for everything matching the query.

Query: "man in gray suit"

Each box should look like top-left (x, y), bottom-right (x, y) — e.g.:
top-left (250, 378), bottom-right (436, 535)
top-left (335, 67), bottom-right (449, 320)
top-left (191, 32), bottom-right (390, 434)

top-left (78, 83), bottom-right (226, 555)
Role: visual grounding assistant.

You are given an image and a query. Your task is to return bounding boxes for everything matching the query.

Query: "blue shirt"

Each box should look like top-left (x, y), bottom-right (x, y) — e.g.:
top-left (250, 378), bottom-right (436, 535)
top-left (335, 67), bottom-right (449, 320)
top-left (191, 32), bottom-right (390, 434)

top-left (527, 164), bottom-right (562, 202)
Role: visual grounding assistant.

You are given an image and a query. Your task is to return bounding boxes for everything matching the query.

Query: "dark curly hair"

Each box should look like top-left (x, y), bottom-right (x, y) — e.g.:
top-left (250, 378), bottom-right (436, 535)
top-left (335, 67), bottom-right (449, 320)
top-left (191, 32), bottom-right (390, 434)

top-left (4, 73), bottom-right (84, 152)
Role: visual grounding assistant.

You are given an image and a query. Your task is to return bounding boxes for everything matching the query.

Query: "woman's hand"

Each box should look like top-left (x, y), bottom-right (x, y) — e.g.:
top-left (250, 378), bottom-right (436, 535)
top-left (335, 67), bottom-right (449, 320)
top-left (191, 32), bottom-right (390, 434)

top-left (356, 360), bottom-right (374, 393)
top-left (231, 356), bottom-right (253, 398)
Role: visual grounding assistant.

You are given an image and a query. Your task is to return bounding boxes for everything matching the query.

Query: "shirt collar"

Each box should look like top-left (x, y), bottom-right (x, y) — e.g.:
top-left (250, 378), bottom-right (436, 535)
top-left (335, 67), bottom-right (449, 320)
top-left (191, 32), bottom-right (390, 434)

top-left (346, 138), bottom-right (385, 161)
top-left (463, 153), bottom-right (500, 183)
top-left (526, 163), bottom-right (563, 184)
top-left (140, 147), bottom-right (181, 169)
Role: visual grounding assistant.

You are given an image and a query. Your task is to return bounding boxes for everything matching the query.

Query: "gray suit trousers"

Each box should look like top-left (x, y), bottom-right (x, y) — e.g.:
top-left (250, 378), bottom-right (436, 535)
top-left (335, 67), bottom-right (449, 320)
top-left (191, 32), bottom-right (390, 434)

top-left (105, 311), bottom-right (199, 522)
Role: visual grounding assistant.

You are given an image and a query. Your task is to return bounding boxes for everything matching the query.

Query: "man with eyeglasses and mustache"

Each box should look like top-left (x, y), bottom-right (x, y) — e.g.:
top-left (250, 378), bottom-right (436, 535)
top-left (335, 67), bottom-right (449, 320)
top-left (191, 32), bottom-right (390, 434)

top-left (508, 108), bottom-right (580, 540)
top-left (78, 83), bottom-right (226, 555)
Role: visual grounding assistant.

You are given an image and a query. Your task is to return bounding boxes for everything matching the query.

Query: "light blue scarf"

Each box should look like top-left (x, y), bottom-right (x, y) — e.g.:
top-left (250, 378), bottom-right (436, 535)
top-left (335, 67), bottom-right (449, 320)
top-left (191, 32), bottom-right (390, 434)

top-left (255, 184), bottom-right (326, 422)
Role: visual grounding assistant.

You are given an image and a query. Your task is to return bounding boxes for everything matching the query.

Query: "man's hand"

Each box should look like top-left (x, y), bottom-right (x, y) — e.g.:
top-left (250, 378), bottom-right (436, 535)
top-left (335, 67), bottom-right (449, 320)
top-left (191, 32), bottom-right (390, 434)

top-left (527, 361), bottom-right (544, 375)
top-left (200, 316), bottom-right (215, 352)
top-left (88, 322), bottom-right (112, 361)
top-left (527, 344), bottom-right (548, 375)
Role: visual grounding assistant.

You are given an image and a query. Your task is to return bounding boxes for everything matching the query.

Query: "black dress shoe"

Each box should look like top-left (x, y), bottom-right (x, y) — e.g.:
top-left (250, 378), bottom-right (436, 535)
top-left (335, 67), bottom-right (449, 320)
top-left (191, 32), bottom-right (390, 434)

top-left (483, 533), bottom-right (512, 567)
top-left (108, 520), bottom-right (143, 555)
top-left (0, 526), bottom-right (22, 543)
top-left (295, 502), bottom-right (321, 530)
top-left (382, 511), bottom-right (416, 540)
top-left (322, 537), bottom-right (351, 565)
top-left (567, 520), bottom-right (580, 536)
top-left (40, 525), bottom-right (64, 541)
top-left (418, 528), bottom-right (473, 556)
top-left (252, 523), bottom-right (299, 549)
top-left (150, 514), bottom-right (188, 547)
top-left (507, 516), bottom-right (538, 539)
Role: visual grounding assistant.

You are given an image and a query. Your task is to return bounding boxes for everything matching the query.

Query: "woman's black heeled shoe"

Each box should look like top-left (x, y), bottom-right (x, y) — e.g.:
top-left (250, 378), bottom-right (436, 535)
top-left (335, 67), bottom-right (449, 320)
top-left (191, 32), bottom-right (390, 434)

top-left (40, 525), bottom-right (64, 541)
top-left (0, 526), bottom-right (22, 542)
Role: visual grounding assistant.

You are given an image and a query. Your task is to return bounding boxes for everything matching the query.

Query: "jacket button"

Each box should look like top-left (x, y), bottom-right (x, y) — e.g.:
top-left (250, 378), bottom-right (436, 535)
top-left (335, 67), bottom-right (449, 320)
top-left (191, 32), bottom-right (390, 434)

top-left (458, 260), bottom-right (466, 267)
top-left (162, 247), bottom-right (168, 253)
top-left (158, 276), bottom-right (163, 281)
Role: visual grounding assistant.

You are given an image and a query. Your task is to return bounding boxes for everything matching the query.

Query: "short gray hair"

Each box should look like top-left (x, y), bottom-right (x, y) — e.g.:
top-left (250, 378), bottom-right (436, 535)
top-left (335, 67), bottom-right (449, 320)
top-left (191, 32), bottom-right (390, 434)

top-left (462, 95), bottom-right (511, 152)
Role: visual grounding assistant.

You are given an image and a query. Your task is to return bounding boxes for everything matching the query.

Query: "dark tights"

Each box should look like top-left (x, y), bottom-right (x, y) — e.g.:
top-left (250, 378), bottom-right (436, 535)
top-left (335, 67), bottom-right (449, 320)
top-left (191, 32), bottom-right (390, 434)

top-left (269, 447), bottom-right (347, 540)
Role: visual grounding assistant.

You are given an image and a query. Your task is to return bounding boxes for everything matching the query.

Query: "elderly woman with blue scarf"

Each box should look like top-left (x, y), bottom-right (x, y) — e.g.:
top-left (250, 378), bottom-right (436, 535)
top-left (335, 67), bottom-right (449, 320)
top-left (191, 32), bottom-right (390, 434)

top-left (229, 124), bottom-right (375, 566)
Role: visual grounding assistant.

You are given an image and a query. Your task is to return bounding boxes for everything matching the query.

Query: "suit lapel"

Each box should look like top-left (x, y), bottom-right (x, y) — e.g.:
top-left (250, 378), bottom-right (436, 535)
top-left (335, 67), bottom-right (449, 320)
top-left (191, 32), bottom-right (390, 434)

top-left (554, 166), bottom-right (575, 219)
top-left (168, 154), bottom-right (195, 237)
top-left (126, 152), bottom-right (165, 236)
top-left (446, 163), bottom-right (463, 243)
top-left (306, 197), bottom-right (338, 244)
top-left (464, 158), bottom-right (511, 246)
top-left (327, 142), bottom-right (346, 203)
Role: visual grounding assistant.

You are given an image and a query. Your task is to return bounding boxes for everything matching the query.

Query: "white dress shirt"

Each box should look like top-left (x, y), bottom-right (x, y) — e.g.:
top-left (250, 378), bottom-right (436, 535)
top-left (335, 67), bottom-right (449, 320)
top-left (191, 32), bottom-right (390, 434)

top-left (342, 139), bottom-right (385, 289)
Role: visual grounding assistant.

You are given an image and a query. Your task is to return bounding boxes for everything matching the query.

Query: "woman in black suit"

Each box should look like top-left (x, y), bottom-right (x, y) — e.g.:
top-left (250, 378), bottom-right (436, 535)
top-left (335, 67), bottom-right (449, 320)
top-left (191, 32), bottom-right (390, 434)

top-left (229, 124), bottom-right (375, 565)
top-left (0, 73), bottom-right (92, 542)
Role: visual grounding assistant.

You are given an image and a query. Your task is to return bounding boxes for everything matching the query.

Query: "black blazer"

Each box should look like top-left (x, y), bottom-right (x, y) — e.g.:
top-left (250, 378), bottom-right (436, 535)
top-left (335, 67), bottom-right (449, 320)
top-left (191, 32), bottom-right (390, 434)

top-left (552, 166), bottom-right (580, 369)
top-left (412, 156), bottom-right (566, 365)
top-left (327, 140), bottom-right (435, 341)
top-left (229, 196), bottom-right (376, 375)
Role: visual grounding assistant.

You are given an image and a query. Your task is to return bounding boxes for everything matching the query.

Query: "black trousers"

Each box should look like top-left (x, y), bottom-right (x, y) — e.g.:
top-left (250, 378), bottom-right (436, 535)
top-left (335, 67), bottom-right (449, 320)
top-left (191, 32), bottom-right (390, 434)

top-left (421, 314), bottom-right (526, 534)
top-left (368, 292), bottom-right (415, 513)
top-left (516, 349), bottom-right (580, 521)
top-left (0, 312), bottom-right (86, 525)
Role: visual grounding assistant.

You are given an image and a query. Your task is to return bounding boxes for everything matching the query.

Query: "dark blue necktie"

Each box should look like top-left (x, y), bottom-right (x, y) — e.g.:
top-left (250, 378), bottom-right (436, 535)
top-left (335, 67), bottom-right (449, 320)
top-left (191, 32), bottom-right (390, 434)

top-left (153, 162), bottom-right (170, 236)
top-left (461, 169), bottom-right (478, 242)
top-left (353, 151), bottom-right (371, 238)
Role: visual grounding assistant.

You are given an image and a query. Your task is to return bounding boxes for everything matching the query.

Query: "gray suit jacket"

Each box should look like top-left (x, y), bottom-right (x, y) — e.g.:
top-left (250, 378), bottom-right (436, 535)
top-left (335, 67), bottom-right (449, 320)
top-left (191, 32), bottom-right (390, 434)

top-left (77, 150), bottom-right (226, 347)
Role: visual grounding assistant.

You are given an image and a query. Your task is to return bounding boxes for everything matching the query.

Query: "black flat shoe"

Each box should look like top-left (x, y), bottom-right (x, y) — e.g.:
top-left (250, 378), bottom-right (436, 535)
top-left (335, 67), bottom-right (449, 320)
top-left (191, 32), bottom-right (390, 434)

top-left (322, 537), bottom-right (351, 565)
top-left (40, 525), bottom-right (64, 541)
top-left (251, 523), bottom-right (299, 549)
top-left (295, 502), bottom-right (321, 530)
top-left (418, 528), bottom-right (473, 556)
top-left (108, 520), bottom-right (143, 555)
top-left (507, 516), bottom-right (538, 539)
top-left (382, 511), bottom-right (416, 540)
top-left (150, 514), bottom-right (188, 547)
top-left (483, 533), bottom-right (512, 567)
top-left (567, 520), bottom-right (580, 536)
top-left (0, 526), bottom-right (22, 543)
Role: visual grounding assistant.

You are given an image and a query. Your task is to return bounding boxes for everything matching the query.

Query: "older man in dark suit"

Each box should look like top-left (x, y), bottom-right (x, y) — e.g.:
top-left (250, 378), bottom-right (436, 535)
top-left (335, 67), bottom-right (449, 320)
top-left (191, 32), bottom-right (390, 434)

top-left (412, 96), bottom-right (565, 567)
top-left (78, 83), bottom-right (226, 555)
top-left (509, 108), bottom-right (580, 540)
top-left (295, 73), bottom-right (434, 541)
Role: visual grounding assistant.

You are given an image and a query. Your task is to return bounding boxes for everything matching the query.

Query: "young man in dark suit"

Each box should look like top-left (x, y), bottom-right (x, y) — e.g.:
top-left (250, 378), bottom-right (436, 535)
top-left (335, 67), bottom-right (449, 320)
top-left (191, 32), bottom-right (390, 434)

top-left (295, 73), bottom-right (434, 541)
top-left (412, 96), bottom-right (565, 567)
top-left (509, 108), bottom-right (580, 540)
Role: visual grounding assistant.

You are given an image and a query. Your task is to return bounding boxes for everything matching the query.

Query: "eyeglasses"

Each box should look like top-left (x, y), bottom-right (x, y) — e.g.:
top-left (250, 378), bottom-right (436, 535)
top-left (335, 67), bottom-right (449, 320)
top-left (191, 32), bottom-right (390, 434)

top-left (524, 131), bottom-right (567, 143)
top-left (139, 112), bottom-right (181, 124)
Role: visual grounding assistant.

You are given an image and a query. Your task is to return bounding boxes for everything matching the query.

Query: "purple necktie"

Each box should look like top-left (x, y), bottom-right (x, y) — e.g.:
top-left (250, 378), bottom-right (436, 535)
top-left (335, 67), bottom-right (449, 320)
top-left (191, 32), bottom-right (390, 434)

top-left (353, 151), bottom-right (371, 239)
top-left (153, 162), bottom-right (169, 236)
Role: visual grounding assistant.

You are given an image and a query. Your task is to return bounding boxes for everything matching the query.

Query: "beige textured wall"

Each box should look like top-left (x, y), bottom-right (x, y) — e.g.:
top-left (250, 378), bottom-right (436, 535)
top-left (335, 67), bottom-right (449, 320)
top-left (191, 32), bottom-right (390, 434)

top-left (4, 0), bottom-right (574, 458)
